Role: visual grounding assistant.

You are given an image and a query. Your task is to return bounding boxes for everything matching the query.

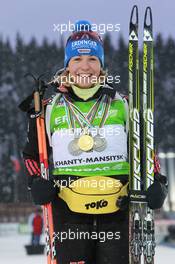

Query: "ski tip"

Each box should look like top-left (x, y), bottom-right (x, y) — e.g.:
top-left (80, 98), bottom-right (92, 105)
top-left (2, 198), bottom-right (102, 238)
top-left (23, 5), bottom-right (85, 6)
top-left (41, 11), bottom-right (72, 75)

top-left (144, 6), bottom-right (153, 29)
top-left (130, 5), bottom-right (138, 27)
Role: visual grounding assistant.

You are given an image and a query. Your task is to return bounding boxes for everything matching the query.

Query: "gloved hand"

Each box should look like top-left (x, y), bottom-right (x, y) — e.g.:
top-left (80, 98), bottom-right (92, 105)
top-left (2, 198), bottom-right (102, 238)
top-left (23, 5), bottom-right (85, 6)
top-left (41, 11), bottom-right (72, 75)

top-left (146, 173), bottom-right (168, 210)
top-left (30, 177), bottom-right (58, 205)
top-left (116, 195), bottom-right (129, 211)
top-left (117, 173), bottom-right (168, 211)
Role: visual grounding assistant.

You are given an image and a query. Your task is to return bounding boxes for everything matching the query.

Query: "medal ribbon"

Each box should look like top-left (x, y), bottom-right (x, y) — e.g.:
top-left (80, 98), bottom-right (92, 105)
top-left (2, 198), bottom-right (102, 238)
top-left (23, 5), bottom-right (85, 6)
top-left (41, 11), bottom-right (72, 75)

top-left (63, 94), bottom-right (111, 129)
top-left (64, 95), bottom-right (91, 128)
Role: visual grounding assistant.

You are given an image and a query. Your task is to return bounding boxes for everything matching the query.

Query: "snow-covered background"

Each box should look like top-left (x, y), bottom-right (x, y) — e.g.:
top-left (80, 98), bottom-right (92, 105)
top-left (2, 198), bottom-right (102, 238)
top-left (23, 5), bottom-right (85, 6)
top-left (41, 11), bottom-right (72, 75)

top-left (0, 234), bottom-right (45, 264)
top-left (0, 232), bottom-right (175, 264)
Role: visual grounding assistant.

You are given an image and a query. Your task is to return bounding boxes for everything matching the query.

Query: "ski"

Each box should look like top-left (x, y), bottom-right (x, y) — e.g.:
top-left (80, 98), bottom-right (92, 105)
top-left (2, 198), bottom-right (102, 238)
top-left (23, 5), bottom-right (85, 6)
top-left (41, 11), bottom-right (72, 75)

top-left (142, 7), bottom-right (155, 264)
top-left (129, 5), bottom-right (155, 264)
top-left (128, 5), bottom-right (142, 264)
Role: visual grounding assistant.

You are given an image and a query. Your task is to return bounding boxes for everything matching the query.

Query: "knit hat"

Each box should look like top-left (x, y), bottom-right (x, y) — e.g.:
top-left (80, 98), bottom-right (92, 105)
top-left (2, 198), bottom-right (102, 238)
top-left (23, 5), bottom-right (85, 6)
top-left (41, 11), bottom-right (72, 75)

top-left (64, 20), bottom-right (104, 68)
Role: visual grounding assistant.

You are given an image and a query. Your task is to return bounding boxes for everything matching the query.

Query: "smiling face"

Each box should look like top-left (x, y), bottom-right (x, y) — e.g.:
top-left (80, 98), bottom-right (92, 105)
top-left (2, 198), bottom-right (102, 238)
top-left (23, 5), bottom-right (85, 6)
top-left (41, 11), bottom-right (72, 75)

top-left (67, 55), bottom-right (101, 88)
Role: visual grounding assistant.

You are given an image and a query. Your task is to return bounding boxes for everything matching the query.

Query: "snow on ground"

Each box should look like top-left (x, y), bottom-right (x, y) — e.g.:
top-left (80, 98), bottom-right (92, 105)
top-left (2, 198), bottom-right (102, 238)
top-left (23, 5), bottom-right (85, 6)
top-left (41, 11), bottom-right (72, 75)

top-left (0, 234), bottom-right (175, 264)
top-left (0, 234), bottom-right (45, 264)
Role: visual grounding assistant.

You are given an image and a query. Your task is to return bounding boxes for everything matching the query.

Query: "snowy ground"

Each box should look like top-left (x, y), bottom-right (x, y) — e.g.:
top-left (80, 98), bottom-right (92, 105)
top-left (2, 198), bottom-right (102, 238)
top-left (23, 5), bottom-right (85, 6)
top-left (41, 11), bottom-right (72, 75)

top-left (0, 234), bottom-right (45, 264)
top-left (0, 234), bottom-right (175, 264)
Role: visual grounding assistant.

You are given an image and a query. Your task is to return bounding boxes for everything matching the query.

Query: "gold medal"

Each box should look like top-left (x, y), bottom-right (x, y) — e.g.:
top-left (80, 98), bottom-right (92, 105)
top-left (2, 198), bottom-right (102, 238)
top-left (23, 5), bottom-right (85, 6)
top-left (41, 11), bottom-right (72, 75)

top-left (78, 134), bottom-right (94, 151)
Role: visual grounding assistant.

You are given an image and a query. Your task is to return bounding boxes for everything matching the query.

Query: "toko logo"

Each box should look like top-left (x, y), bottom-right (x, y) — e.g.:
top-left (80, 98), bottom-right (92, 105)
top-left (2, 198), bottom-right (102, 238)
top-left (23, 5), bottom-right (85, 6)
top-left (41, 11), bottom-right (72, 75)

top-left (85, 199), bottom-right (108, 210)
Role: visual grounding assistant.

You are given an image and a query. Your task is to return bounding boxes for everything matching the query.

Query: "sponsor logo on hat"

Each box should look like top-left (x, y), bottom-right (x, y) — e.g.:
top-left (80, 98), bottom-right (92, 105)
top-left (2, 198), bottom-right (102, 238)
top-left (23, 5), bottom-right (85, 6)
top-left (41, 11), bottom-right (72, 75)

top-left (72, 40), bottom-right (97, 48)
top-left (77, 49), bottom-right (91, 53)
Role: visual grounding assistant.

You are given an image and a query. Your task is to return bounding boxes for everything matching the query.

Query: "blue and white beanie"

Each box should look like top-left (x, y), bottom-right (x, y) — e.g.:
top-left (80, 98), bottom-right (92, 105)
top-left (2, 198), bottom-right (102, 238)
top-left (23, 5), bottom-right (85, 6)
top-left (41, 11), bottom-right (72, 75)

top-left (64, 20), bottom-right (104, 68)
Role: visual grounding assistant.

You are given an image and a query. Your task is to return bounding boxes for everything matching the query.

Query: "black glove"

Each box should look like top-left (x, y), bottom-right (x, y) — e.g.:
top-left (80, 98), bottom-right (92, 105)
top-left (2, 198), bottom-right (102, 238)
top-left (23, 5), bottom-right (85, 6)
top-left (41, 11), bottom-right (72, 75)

top-left (146, 173), bottom-right (168, 210)
top-left (30, 177), bottom-right (58, 205)
top-left (116, 195), bottom-right (129, 211)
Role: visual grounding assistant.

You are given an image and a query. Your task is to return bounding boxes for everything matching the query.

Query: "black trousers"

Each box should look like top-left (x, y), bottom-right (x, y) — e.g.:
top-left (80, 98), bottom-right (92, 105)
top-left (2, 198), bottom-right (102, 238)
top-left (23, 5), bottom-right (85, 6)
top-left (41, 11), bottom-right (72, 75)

top-left (52, 198), bottom-right (129, 264)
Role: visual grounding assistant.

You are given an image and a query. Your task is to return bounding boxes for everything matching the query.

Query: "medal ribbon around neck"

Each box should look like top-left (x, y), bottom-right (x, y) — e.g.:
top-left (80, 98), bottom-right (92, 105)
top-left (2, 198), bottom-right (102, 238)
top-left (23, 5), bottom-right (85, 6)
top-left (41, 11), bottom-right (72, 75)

top-left (63, 94), bottom-right (111, 154)
top-left (63, 94), bottom-right (111, 129)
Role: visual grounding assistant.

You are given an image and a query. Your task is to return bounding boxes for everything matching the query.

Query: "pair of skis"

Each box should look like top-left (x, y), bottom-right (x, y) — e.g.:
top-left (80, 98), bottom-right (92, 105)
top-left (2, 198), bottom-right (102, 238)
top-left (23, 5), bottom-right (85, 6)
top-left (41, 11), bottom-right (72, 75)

top-left (129, 5), bottom-right (155, 264)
